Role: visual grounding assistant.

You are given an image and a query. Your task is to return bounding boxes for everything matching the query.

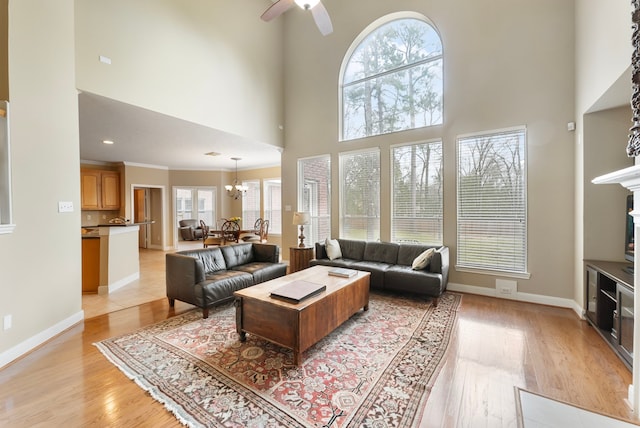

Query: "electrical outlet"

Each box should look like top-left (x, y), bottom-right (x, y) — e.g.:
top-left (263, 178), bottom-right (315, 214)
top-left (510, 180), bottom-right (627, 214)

top-left (87, 214), bottom-right (92, 220)
top-left (4, 314), bottom-right (12, 330)
top-left (58, 201), bottom-right (74, 213)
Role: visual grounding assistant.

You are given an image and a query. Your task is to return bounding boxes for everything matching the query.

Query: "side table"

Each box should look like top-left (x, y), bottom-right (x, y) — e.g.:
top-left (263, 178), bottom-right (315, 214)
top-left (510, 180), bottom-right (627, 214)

top-left (289, 246), bottom-right (314, 273)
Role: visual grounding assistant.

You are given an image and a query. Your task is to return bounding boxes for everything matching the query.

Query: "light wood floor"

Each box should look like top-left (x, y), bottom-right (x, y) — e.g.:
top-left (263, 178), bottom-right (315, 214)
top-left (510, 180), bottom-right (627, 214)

top-left (0, 246), bottom-right (636, 427)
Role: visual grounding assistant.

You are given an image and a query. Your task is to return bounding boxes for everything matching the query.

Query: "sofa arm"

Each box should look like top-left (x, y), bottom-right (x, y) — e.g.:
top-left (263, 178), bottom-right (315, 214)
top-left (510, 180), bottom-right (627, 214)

top-left (252, 243), bottom-right (280, 263)
top-left (430, 246), bottom-right (449, 287)
top-left (166, 253), bottom-right (206, 302)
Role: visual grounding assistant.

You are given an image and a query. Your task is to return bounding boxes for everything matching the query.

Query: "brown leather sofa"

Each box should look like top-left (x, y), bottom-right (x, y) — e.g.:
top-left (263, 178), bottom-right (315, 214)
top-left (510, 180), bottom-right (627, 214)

top-left (179, 219), bottom-right (204, 241)
top-left (166, 242), bottom-right (287, 318)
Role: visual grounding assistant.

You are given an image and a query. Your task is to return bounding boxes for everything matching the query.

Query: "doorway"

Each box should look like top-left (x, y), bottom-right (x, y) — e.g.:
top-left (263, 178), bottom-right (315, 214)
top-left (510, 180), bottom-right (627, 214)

top-left (133, 185), bottom-right (164, 249)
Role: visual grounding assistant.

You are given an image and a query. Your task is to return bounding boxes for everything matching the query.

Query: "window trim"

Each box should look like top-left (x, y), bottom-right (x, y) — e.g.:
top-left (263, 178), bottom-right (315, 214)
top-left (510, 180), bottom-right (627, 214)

top-left (455, 125), bottom-right (529, 278)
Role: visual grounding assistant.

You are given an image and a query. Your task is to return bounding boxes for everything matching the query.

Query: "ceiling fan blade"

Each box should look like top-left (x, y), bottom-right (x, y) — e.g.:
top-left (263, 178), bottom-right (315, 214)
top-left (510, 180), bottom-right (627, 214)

top-left (310, 1), bottom-right (333, 36)
top-left (261, 0), bottom-right (295, 22)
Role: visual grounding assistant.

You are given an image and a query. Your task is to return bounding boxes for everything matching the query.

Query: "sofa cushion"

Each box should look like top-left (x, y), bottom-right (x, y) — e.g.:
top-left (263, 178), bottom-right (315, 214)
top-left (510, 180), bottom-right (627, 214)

top-left (199, 270), bottom-right (254, 305)
top-left (220, 243), bottom-right (254, 268)
top-left (412, 248), bottom-right (435, 270)
top-left (337, 239), bottom-right (366, 260)
top-left (325, 238), bottom-right (342, 260)
top-left (363, 241), bottom-right (399, 264)
top-left (232, 262), bottom-right (287, 284)
top-left (178, 247), bottom-right (227, 274)
top-left (350, 261), bottom-right (391, 290)
top-left (310, 258), bottom-right (358, 268)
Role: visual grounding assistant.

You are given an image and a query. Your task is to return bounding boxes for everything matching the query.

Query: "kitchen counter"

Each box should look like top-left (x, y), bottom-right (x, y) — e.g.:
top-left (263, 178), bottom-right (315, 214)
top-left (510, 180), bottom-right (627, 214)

top-left (81, 225), bottom-right (140, 294)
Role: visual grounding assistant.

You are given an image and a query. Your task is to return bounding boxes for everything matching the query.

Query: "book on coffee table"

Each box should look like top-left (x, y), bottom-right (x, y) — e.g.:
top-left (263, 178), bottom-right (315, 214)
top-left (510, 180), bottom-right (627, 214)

top-left (328, 268), bottom-right (358, 278)
top-left (270, 280), bottom-right (327, 304)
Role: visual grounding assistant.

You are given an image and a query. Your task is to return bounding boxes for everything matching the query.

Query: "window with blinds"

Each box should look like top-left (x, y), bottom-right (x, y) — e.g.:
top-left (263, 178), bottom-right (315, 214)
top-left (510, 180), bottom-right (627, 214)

top-left (242, 180), bottom-right (261, 228)
top-left (298, 155), bottom-right (331, 245)
top-left (456, 127), bottom-right (527, 274)
top-left (263, 179), bottom-right (281, 234)
top-left (391, 141), bottom-right (443, 245)
top-left (339, 149), bottom-right (380, 240)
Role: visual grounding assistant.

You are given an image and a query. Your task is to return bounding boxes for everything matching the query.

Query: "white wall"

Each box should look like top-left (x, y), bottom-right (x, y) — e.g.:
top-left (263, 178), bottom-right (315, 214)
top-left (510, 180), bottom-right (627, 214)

top-left (281, 0), bottom-right (577, 299)
top-left (75, 0), bottom-right (285, 149)
top-left (0, 0), bottom-right (82, 363)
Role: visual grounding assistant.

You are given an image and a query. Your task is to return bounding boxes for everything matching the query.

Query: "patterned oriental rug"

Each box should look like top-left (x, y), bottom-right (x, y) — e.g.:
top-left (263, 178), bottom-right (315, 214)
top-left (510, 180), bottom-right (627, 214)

top-left (95, 292), bottom-right (461, 428)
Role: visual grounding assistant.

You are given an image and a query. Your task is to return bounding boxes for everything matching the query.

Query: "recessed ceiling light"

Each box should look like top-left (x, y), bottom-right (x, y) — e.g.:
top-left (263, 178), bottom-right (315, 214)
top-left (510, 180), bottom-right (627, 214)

top-left (205, 151), bottom-right (221, 157)
top-left (102, 140), bottom-right (114, 145)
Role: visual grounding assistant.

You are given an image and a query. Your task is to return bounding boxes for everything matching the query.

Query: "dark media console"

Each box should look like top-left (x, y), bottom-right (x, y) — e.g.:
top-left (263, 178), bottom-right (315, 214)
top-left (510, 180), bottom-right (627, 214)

top-left (585, 260), bottom-right (634, 369)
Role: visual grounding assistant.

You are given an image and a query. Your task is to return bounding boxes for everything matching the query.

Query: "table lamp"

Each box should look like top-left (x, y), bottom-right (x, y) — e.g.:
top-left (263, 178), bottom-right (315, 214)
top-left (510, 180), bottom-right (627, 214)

top-left (292, 212), bottom-right (310, 248)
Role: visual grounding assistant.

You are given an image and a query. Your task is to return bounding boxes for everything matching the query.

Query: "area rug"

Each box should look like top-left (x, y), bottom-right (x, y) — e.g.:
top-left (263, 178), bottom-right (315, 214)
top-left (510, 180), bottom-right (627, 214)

top-left (95, 292), bottom-right (460, 428)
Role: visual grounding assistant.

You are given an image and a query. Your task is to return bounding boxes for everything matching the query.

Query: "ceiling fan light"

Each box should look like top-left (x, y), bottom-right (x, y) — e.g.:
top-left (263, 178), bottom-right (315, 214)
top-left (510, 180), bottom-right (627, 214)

top-left (295, 0), bottom-right (320, 10)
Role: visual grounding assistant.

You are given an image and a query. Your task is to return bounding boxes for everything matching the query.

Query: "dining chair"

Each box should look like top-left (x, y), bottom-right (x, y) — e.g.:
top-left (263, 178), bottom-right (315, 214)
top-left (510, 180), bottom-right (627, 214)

top-left (201, 220), bottom-right (223, 248)
top-left (221, 220), bottom-right (240, 244)
top-left (260, 219), bottom-right (269, 242)
top-left (242, 218), bottom-right (263, 243)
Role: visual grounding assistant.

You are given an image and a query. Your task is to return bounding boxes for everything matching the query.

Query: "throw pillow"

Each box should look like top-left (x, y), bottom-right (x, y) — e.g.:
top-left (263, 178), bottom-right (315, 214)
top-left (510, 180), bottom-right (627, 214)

top-left (412, 248), bottom-right (435, 270)
top-left (325, 238), bottom-right (342, 260)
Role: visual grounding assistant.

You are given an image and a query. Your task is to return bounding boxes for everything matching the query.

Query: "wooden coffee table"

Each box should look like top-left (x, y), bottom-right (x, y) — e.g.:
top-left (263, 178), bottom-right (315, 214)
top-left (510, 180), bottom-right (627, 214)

top-left (234, 265), bottom-right (370, 365)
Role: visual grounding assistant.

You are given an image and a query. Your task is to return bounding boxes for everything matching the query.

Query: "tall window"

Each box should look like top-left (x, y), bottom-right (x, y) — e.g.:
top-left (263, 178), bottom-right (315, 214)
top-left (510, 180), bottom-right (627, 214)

top-left (298, 155), bottom-right (331, 245)
top-left (175, 187), bottom-right (215, 226)
top-left (340, 149), bottom-right (380, 240)
top-left (457, 127), bottom-right (527, 275)
top-left (391, 140), bottom-right (443, 244)
top-left (341, 15), bottom-right (443, 141)
top-left (263, 179), bottom-right (281, 234)
top-left (242, 180), bottom-right (261, 229)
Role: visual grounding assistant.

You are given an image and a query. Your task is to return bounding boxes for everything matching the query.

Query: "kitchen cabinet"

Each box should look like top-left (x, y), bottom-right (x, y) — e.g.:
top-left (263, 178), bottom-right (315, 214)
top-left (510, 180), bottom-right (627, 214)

top-left (81, 169), bottom-right (120, 210)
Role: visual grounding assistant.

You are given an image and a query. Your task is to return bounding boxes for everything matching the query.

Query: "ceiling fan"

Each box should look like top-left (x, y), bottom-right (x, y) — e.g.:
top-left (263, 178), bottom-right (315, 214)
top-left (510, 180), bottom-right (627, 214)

top-left (261, 0), bottom-right (333, 36)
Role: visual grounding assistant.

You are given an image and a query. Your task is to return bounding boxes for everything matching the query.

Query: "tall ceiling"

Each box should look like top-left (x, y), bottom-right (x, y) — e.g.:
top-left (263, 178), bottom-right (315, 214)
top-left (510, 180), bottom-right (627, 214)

top-left (78, 92), bottom-right (283, 171)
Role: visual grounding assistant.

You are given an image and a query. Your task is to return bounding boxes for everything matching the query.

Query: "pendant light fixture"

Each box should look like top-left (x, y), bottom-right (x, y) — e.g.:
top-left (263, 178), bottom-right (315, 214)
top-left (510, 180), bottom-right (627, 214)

top-left (225, 157), bottom-right (248, 200)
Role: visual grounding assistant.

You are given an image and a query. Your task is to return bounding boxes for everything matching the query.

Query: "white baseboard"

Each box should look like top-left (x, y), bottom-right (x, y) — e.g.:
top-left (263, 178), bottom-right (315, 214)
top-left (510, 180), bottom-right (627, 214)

top-left (98, 272), bottom-right (140, 295)
top-left (447, 282), bottom-right (584, 318)
top-left (0, 310), bottom-right (84, 369)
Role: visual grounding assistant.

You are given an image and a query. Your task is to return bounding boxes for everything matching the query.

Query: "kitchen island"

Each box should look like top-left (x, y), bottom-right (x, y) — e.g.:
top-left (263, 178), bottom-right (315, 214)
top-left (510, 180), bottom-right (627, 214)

top-left (81, 224), bottom-right (140, 294)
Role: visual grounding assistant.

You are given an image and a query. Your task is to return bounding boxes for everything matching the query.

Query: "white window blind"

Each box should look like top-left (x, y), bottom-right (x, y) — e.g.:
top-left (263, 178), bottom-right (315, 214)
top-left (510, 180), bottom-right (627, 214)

top-left (263, 179), bottom-right (281, 234)
top-left (339, 149), bottom-right (380, 240)
top-left (298, 156), bottom-right (331, 245)
top-left (456, 128), bottom-right (527, 274)
top-left (242, 180), bottom-right (261, 228)
top-left (391, 141), bottom-right (443, 245)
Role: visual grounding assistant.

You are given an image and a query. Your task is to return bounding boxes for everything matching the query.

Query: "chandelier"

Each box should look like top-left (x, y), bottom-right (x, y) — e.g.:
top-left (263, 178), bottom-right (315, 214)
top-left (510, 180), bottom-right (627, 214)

top-left (225, 157), bottom-right (248, 200)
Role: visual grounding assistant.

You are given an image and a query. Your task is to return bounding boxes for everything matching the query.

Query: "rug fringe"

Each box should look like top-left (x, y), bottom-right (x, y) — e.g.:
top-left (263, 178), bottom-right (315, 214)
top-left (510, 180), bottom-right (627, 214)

top-left (93, 342), bottom-right (199, 428)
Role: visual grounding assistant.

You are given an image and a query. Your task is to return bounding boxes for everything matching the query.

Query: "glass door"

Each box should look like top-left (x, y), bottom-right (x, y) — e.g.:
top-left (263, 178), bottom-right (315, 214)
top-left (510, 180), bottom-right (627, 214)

top-left (617, 283), bottom-right (634, 366)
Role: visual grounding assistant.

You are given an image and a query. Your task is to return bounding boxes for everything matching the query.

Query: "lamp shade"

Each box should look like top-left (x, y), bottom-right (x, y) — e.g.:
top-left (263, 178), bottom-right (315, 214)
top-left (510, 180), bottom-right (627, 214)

top-left (292, 212), bottom-right (310, 225)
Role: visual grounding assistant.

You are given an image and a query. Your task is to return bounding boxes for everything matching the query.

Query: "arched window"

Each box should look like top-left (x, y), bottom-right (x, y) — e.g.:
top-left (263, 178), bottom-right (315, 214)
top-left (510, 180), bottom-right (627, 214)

top-left (340, 14), bottom-right (443, 141)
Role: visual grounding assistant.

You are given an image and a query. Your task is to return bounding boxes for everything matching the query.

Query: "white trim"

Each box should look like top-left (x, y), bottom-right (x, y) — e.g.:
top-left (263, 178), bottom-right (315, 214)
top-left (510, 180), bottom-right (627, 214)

top-left (447, 282), bottom-right (583, 318)
top-left (455, 265), bottom-right (531, 280)
top-left (0, 310), bottom-right (84, 369)
top-left (0, 223), bottom-right (16, 234)
top-left (98, 272), bottom-right (140, 295)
